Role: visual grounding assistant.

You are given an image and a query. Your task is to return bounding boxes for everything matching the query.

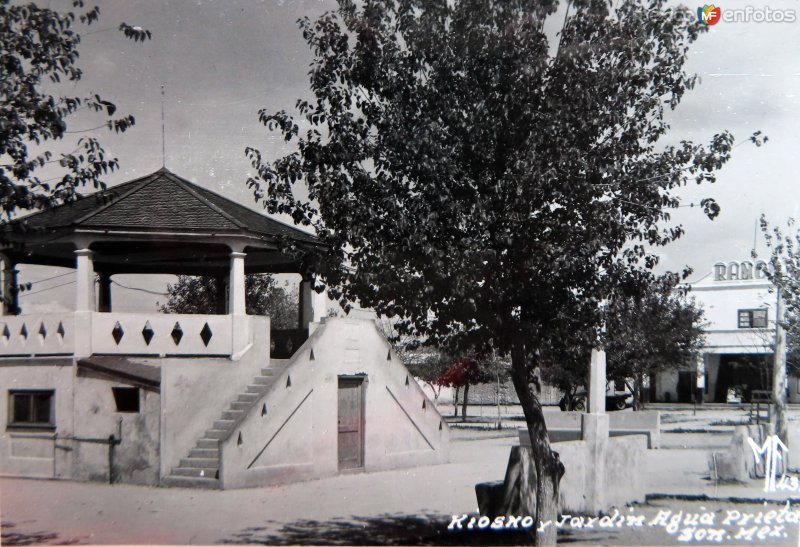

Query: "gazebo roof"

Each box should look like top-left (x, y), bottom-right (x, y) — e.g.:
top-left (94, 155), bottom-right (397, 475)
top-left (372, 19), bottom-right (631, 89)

top-left (1, 168), bottom-right (322, 275)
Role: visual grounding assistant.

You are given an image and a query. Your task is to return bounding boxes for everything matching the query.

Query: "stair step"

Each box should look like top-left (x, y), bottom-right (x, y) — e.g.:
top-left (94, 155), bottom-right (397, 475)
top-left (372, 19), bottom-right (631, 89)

top-left (253, 376), bottom-right (272, 385)
top-left (213, 420), bottom-right (235, 430)
top-left (196, 438), bottom-right (219, 449)
top-left (189, 448), bottom-right (219, 458)
top-left (204, 429), bottom-right (229, 440)
top-left (245, 384), bottom-right (268, 394)
top-left (260, 368), bottom-right (278, 376)
top-left (221, 409), bottom-right (244, 420)
top-left (173, 466), bottom-right (219, 478)
top-left (237, 393), bottom-right (259, 403)
top-left (162, 475), bottom-right (220, 489)
top-left (180, 457), bottom-right (219, 468)
top-left (230, 401), bottom-right (251, 411)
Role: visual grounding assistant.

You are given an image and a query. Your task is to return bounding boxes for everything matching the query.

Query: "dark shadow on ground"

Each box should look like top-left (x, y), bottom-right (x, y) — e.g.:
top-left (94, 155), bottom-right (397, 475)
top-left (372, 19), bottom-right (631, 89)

top-left (1, 522), bottom-right (83, 546)
top-left (218, 513), bottom-right (536, 545)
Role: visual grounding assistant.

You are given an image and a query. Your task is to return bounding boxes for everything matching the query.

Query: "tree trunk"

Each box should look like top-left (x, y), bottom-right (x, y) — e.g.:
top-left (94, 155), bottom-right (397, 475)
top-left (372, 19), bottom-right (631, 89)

top-left (508, 337), bottom-right (564, 546)
top-left (453, 385), bottom-right (460, 418)
top-left (461, 382), bottom-right (470, 421)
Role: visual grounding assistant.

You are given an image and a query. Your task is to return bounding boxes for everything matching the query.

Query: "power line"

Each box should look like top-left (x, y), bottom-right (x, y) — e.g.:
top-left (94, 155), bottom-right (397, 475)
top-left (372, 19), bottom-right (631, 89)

top-left (19, 280), bottom-right (76, 297)
top-left (28, 271), bottom-right (75, 285)
top-left (111, 279), bottom-right (168, 296)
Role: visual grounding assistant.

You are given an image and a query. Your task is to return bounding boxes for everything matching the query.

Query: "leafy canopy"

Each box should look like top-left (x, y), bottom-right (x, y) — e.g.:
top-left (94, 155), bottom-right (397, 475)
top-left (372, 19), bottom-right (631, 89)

top-left (247, 0), bottom-right (738, 359)
top-left (0, 0), bottom-right (150, 218)
top-left (160, 275), bottom-right (299, 330)
top-left (758, 216), bottom-right (800, 376)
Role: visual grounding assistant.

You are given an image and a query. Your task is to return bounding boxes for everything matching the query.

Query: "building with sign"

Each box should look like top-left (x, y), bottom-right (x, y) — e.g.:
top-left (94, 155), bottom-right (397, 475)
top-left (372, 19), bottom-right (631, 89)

top-left (653, 259), bottom-right (799, 404)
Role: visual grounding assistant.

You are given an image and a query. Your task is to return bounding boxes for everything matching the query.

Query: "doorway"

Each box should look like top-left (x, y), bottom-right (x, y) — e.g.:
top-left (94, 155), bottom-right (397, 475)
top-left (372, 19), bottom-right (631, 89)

top-left (337, 376), bottom-right (365, 470)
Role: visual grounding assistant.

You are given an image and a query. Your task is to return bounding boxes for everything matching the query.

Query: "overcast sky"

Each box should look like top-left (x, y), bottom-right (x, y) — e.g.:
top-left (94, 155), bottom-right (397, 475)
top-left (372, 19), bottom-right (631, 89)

top-left (16, 0), bottom-right (800, 313)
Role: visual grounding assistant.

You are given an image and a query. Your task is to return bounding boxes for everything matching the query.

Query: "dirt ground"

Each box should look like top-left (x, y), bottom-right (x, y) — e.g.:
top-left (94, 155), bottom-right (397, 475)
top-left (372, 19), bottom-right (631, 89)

top-left (2, 406), bottom-right (800, 545)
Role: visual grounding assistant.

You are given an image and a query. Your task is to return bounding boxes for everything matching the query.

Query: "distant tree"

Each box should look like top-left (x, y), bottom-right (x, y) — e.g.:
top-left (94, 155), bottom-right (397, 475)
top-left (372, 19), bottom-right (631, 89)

top-left (247, 1), bottom-right (754, 538)
top-left (436, 352), bottom-right (497, 420)
top-left (160, 274), bottom-right (298, 329)
top-left (604, 273), bottom-right (706, 410)
top-left (0, 0), bottom-right (150, 218)
top-left (755, 216), bottom-right (800, 442)
top-left (403, 346), bottom-right (451, 401)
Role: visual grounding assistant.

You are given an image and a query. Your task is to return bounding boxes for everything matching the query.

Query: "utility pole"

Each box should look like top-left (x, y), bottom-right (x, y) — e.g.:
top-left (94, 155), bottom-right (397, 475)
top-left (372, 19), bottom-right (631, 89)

top-left (772, 285), bottom-right (788, 444)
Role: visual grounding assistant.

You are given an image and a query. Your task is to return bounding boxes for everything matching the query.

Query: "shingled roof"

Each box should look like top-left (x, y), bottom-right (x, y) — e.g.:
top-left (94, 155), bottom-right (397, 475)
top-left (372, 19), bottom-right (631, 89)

top-left (8, 167), bottom-right (318, 245)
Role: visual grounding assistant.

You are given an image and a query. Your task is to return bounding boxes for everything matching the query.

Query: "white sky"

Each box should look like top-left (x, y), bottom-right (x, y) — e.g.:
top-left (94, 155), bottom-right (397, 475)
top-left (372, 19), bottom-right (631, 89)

top-left (15, 0), bottom-right (800, 313)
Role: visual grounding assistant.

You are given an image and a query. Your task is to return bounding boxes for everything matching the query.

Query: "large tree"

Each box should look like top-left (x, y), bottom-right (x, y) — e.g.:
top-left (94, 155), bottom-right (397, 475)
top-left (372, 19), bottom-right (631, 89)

top-left (0, 0), bottom-right (150, 218)
top-left (605, 273), bottom-right (706, 410)
top-left (756, 216), bottom-right (800, 443)
top-left (246, 1), bottom-right (747, 540)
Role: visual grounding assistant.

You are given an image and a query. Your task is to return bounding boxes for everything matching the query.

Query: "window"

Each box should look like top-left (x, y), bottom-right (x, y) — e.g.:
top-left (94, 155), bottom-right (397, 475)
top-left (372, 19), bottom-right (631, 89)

top-left (738, 309), bottom-right (768, 328)
top-left (9, 390), bottom-right (54, 428)
top-left (111, 387), bottom-right (140, 413)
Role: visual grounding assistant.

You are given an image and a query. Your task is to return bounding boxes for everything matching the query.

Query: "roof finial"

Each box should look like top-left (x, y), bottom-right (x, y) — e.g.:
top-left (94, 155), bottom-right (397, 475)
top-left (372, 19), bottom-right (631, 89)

top-left (161, 84), bottom-right (166, 169)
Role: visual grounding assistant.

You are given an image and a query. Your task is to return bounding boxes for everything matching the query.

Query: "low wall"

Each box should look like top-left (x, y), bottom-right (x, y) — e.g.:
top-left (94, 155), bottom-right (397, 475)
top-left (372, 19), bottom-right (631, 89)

top-left (541, 410), bottom-right (660, 448)
top-left (519, 432), bottom-right (648, 513)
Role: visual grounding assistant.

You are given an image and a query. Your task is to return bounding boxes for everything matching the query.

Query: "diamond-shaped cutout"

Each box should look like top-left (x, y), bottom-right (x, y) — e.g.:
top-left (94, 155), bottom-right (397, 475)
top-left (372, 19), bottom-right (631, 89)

top-left (387, 349), bottom-right (392, 361)
top-left (286, 375), bottom-right (292, 388)
top-left (422, 400), bottom-right (427, 410)
top-left (20, 324), bottom-right (28, 339)
top-left (141, 321), bottom-right (154, 345)
top-left (38, 321), bottom-right (47, 339)
top-left (439, 421), bottom-right (443, 431)
top-left (2, 324), bottom-right (10, 341)
top-left (237, 431), bottom-right (243, 446)
top-left (200, 322), bottom-right (213, 347)
top-left (56, 321), bottom-right (65, 339)
top-left (261, 403), bottom-right (268, 416)
top-left (111, 322), bottom-right (124, 345)
top-left (171, 322), bottom-right (183, 345)
top-left (309, 348), bottom-right (315, 361)
top-left (405, 375), bottom-right (409, 387)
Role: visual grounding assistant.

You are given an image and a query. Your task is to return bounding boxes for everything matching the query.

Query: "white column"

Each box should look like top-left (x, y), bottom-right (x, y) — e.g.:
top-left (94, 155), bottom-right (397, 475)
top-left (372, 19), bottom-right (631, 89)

top-left (74, 249), bottom-right (95, 312)
top-left (74, 248), bottom-right (95, 358)
top-left (582, 347), bottom-right (610, 513)
top-left (696, 353), bottom-right (706, 403)
top-left (299, 280), bottom-right (314, 331)
top-left (229, 252), bottom-right (246, 315)
top-left (588, 348), bottom-right (607, 414)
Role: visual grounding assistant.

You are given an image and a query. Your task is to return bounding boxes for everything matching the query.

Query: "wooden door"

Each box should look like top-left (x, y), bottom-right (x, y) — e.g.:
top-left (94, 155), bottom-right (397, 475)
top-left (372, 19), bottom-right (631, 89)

top-left (338, 377), bottom-right (364, 470)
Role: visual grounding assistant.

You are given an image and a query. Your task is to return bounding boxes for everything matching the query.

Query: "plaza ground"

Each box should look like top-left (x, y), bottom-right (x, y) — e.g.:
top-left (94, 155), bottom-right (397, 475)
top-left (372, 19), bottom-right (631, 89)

top-left (3, 405), bottom-right (800, 545)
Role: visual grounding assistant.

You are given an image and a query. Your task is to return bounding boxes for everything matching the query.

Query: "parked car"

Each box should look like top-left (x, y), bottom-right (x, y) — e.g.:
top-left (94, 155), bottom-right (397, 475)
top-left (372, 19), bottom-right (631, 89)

top-left (559, 390), bottom-right (633, 411)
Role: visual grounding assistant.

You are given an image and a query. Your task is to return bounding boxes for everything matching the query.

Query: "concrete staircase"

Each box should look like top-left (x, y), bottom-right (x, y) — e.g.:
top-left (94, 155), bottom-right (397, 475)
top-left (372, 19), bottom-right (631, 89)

top-left (162, 360), bottom-right (289, 488)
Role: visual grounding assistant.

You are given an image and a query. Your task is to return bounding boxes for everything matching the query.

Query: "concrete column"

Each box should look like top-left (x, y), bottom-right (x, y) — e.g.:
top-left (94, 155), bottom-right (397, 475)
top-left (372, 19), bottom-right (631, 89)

top-left (695, 353), bottom-right (706, 404)
top-left (97, 273), bottom-right (112, 312)
top-left (588, 348), bottom-right (607, 414)
top-left (228, 252), bottom-right (246, 315)
top-left (74, 249), bottom-right (95, 312)
top-left (2, 261), bottom-right (19, 315)
top-left (583, 347), bottom-right (610, 513)
top-left (299, 280), bottom-right (314, 331)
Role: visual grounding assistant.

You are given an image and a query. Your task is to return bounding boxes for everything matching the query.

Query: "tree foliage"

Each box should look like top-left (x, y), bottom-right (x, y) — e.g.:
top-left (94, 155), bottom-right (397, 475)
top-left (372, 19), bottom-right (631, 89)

top-left (160, 274), bottom-right (298, 329)
top-left (758, 216), bottom-right (800, 376)
top-left (605, 273), bottom-right (705, 407)
top-left (247, 0), bottom-right (746, 537)
top-left (0, 0), bottom-right (150, 218)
